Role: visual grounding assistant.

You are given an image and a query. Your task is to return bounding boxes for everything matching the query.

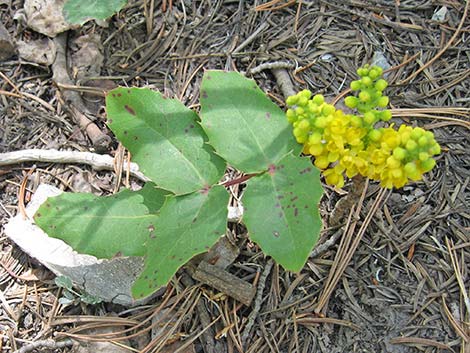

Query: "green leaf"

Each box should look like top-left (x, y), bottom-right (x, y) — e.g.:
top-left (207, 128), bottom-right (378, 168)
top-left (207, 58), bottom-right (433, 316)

top-left (242, 154), bottom-right (323, 272)
top-left (34, 186), bottom-right (168, 259)
top-left (199, 71), bottom-right (301, 173)
top-left (140, 182), bottom-right (168, 213)
top-left (63, 0), bottom-right (127, 25)
top-left (55, 275), bottom-right (73, 291)
top-left (106, 88), bottom-right (226, 195)
top-left (58, 296), bottom-right (74, 306)
top-left (132, 185), bottom-right (229, 299)
top-left (80, 293), bottom-right (102, 305)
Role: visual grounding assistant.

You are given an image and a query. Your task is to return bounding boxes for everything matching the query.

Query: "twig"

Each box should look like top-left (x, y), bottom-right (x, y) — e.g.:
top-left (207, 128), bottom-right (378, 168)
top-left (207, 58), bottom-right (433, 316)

top-left (295, 314), bottom-right (361, 331)
top-left (232, 22), bottom-right (269, 54)
top-left (0, 149), bottom-right (150, 182)
top-left (389, 336), bottom-right (455, 352)
top-left (271, 69), bottom-right (296, 98)
top-left (248, 61), bottom-right (294, 75)
top-left (310, 228), bottom-right (343, 258)
top-left (52, 33), bottom-right (111, 150)
top-left (241, 258), bottom-right (274, 347)
top-left (13, 339), bottom-right (74, 353)
top-left (255, 0), bottom-right (297, 11)
top-left (18, 166), bottom-right (35, 219)
top-left (192, 261), bottom-right (255, 306)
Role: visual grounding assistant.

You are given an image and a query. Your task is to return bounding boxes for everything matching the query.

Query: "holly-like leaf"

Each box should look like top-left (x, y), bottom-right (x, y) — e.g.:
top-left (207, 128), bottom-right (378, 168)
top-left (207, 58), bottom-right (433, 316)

top-left (34, 186), bottom-right (168, 259)
top-left (242, 154), bottom-right (323, 272)
top-left (63, 0), bottom-right (127, 25)
top-left (132, 185), bottom-right (229, 299)
top-left (199, 71), bottom-right (301, 173)
top-left (106, 88), bottom-right (226, 195)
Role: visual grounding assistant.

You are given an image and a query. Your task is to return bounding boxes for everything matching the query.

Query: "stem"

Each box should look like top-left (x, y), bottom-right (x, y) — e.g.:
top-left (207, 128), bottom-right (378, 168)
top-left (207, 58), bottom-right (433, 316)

top-left (222, 173), bottom-right (258, 187)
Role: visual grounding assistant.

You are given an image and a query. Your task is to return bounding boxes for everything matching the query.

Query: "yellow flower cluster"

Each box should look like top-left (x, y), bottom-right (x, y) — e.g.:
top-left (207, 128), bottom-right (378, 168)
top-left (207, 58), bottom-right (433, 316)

top-left (286, 65), bottom-right (441, 189)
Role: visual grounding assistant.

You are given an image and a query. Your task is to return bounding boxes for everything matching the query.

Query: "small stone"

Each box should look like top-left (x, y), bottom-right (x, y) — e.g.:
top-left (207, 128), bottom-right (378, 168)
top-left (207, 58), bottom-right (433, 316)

top-left (371, 51), bottom-right (391, 72)
top-left (432, 6), bottom-right (448, 22)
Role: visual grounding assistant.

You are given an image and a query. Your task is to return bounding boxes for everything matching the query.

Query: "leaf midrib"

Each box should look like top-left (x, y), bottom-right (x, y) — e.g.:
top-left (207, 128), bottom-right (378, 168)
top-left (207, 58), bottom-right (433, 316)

top-left (268, 175), bottom-right (299, 256)
top-left (229, 102), bottom-right (271, 168)
top-left (126, 92), bottom-right (208, 188)
top-left (145, 189), bottom-right (224, 286)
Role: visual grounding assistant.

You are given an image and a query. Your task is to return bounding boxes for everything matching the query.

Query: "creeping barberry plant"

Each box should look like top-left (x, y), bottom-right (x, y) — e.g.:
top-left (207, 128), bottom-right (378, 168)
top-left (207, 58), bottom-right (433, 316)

top-left (34, 66), bottom-right (440, 301)
top-left (34, 71), bottom-right (323, 300)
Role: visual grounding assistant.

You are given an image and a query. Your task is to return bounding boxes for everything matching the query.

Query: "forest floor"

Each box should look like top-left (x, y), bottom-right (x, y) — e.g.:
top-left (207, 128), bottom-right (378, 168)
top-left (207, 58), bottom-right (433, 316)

top-left (0, 1), bottom-right (469, 352)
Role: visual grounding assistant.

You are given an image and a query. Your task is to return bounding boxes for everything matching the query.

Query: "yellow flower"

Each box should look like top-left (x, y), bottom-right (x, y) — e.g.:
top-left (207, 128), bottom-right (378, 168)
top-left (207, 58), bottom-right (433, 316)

top-left (314, 155), bottom-right (330, 169)
top-left (285, 69), bottom-right (441, 189)
top-left (324, 165), bottom-right (345, 188)
top-left (380, 128), bottom-right (400, 149)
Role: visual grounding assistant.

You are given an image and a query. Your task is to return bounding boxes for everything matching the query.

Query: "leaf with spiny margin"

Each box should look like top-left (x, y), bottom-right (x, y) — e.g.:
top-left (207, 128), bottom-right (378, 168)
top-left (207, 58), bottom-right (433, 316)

top-left (242, 153), bottom-right (323, 272)
top-left (199, 71), bottom-right (301, 173)
top-left (34, 185), bottom-right (169, 259)
top-left (64, 0), bottom-right (127, 25)
top-left (106, 88), bottom-right (226, 195)
top-left (132, 185), bottom-right (229, 299)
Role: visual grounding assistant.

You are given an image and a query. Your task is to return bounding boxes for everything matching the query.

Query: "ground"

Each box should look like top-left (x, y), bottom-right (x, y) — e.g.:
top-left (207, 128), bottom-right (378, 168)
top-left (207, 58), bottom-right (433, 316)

top-left (0, 1), bottom-right (469, 353)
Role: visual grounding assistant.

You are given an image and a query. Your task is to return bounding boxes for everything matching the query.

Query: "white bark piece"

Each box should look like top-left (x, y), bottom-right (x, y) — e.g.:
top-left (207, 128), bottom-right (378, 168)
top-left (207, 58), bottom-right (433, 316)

top-left (4, 184), bottom-right (157, 306)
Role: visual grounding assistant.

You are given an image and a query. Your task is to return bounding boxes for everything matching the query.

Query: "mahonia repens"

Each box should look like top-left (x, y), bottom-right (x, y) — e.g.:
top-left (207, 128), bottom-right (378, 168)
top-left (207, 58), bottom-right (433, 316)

top-left (286, 65), bottom-right (441, 189)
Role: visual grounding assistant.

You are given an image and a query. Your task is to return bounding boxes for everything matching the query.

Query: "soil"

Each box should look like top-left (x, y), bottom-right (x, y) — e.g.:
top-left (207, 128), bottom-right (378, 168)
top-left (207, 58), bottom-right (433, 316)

top-left (0, 1), bottom-right (469, 353)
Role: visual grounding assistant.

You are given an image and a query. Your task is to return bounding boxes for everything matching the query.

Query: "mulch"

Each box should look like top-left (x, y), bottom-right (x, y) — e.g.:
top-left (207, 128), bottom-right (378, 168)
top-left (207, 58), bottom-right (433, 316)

top-left (0, 1), bottom-right (469, 352)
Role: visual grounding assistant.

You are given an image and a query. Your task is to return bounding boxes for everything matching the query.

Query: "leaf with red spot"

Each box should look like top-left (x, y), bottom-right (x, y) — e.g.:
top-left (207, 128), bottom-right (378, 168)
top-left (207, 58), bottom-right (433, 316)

top-left (199, 71), bottom-right (301, 173)
top-left (132, 185), bottom-right (229, 299)
top-left (34, 183), bottom-right (168, 259)
top-left (106, 88), bottom-right (226, 195)
top-left (242, 153), bottom-right (324, 272)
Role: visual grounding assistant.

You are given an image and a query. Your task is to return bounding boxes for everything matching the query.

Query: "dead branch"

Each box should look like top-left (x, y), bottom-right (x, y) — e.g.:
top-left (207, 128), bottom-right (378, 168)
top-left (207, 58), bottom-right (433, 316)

top-left (52, 33), bottom-right (111, 150)
top-left (13, 338), bottom-right (74, 353)
top-left (0, 149), bottom-right (149, 182)
top-left (272, 68), bottom-right (296, 98)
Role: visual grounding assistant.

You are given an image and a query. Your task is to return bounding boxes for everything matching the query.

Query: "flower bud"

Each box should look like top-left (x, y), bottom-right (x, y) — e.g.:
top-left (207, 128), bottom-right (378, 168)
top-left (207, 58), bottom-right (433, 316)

top-left (350, 80), bottom-right (361, 91)
top-left (375, 79), bottom-right (388, 92)
top-left (377, 96), bottom-right (389, 108)
top-left (406, 139), bottom-right (418, 152)
top-left (322, 104), bottom-right (336, 116)
top-left (393, 147), bottom-right (407, 160)
top-left (297, 119), bottom-right (309, 130)
top-left (312, 94), bottom-right (324, 105)
top-left (345, 96), bottom-right (358, 109)
top-left (364, 111), bottom-right (376, 125)
top-left (286, 95), bottom-right (297, 106)
top-left (300, 89), bottom-right (312, 99)
top-left (420, 158), bottom-right (436, 172)
top-left (359, 91), bottom-right (371, 103)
